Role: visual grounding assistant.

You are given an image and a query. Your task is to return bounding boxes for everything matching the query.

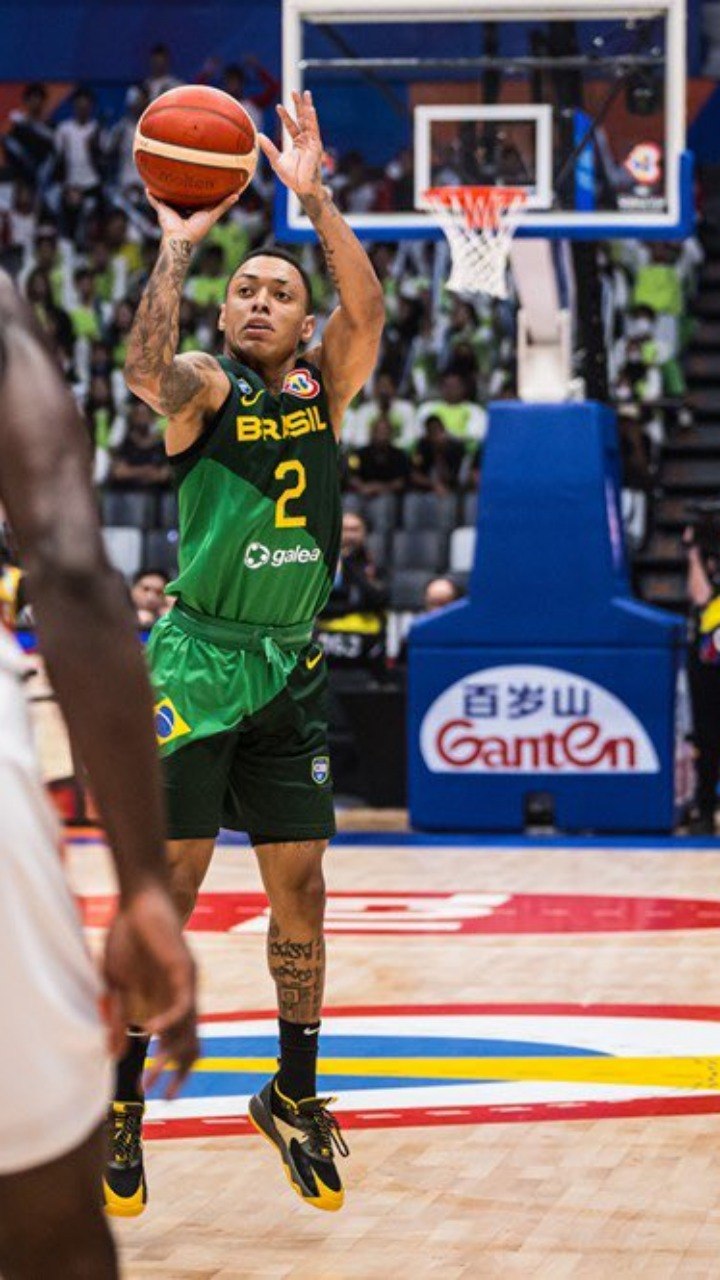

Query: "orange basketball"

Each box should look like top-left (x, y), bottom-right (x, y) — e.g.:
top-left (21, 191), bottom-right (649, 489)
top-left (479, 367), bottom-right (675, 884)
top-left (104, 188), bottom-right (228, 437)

top-left (134, 85), bottom-right (258, 209)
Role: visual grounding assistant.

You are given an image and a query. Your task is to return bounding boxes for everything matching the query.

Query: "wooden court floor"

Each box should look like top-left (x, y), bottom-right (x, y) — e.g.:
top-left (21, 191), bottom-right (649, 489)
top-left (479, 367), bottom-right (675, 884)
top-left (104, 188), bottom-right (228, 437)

top-left (67, 833), bottom-right (720, 1279)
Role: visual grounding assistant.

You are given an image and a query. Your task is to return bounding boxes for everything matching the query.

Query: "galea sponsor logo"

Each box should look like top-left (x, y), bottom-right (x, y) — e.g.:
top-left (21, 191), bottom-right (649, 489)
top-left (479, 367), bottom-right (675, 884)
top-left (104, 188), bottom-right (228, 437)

top-left (243, 541), bottom-right (321, 571)
top-left (243, 542), bottom-right (271, 569)
top-left (420, 665), bottom-right (659, 774)
top-left (283, 368), bottom-right (320, 399)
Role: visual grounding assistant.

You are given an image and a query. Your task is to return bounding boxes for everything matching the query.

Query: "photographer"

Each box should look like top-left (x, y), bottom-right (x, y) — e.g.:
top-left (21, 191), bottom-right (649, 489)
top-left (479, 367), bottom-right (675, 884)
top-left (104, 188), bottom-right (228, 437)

top-left (684, 513), bottom-right (720, 834)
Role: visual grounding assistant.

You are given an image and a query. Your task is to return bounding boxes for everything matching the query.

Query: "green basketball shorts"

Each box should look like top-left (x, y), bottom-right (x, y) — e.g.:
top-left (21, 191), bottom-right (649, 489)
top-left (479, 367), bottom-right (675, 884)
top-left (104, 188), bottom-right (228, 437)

top-left (146, 602), bottom-right (335, 845)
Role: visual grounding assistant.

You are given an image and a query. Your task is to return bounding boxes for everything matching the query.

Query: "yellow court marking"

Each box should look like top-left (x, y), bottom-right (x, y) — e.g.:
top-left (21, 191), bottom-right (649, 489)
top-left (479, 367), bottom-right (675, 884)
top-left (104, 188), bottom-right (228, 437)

top-left (151, 1056), bottom-right (720, 1092)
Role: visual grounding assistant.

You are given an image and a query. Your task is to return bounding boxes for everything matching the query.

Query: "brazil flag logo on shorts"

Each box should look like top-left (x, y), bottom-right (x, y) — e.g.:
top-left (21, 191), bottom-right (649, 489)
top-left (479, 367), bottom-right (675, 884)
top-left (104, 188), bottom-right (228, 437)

top-left (154, 697), bottom-right (191, 746)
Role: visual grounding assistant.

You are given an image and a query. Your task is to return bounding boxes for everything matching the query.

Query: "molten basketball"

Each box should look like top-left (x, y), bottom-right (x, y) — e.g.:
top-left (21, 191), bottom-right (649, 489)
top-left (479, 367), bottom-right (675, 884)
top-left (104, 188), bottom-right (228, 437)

top-left (134, 85), bottom-right (258, 209)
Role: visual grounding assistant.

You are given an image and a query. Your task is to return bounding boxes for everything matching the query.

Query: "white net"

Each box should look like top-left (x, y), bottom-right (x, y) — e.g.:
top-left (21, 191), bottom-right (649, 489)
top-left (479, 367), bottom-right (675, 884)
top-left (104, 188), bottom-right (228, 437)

top-left (422, 185), bottom-right (529, 300)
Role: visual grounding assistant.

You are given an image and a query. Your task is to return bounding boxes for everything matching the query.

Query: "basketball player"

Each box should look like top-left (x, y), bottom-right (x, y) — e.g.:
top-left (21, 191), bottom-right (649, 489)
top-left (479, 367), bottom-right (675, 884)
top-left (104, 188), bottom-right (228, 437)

top-left (111, 90), bottom-right (384, 1214)
top-left (0, 271), bottom-right (198, 1278)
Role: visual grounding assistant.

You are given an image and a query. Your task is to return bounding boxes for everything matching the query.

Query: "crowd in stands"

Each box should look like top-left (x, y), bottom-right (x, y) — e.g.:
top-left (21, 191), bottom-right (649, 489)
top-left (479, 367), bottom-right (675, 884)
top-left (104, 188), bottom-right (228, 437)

top-left (602, 239), bottom-right (702, 551)
top-left (0, 50), bottom-right (704, 642)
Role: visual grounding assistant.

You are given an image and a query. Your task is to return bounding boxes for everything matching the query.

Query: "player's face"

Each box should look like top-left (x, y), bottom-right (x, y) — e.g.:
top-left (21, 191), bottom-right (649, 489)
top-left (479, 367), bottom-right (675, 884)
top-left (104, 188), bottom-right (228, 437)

top-left (220, 257), bottom-right (315, 363)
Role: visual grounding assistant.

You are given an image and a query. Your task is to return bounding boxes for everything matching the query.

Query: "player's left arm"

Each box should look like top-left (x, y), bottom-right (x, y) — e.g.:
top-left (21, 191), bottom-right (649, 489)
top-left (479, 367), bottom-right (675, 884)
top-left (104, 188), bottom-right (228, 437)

top-left (259, 92), bottom-right (385, 434)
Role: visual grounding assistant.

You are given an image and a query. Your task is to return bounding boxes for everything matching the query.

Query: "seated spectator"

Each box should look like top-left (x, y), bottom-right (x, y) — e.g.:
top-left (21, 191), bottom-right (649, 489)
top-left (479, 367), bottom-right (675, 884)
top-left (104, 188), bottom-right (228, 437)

top-left (68, 268), bottom-right (103, 340)
top-left (107, 297), bottom-right (136, 365)
top-left (131, 568), bottom-right (170, 628)
top-left (410, 414), bottom-right (467, 494)
top-left (145, 44), bottom-right (183, 100)
top-left (0, 182), bottom-right (39, 269)
top-left (22, 226), bottom-right (67, 306)
top-left (186, 244), bottom-right (227, 309)
top-left (331, 150), bottom-right (379, 214)
top-left (344, 370), bottom-right (417, 448)
top-left (418, 372), bottom-right (487, 448)
top-left (104, 207), bottom-right (143, 274)
top-left (221, 57), bottom-right (280, 133)
top-left (24, 266), bottom-right (74, 358)
top-left (424, 576), bottom-right (464, 612)
top-left (55, 89), bottom-right (103, 208)
top-left (617, 408), bottom-right (652, 493)
top-left (317, 512), bottom-right (388, 672)
top-left (84, 373), bottom-right (124, 483)
top-left (346, 416), bottom-right (410, 498)
top-left (106, 85), bottom-right (150, 193)
top-left (87, 237), bottom-right (127, 305)
top-left (633, 243), bottom-right (683, 318)
top-left (4, 83), bottom-right (56, 190)
top-left (619, 338), bottom-right (662, 404)
top-left (108, 398), bottom-right (170, 490)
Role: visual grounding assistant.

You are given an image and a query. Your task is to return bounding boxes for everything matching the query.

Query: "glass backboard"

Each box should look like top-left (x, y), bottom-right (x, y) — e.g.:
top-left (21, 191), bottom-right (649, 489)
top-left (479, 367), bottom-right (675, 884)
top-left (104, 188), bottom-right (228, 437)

top-left (277, 0), bottom-right (692, 241)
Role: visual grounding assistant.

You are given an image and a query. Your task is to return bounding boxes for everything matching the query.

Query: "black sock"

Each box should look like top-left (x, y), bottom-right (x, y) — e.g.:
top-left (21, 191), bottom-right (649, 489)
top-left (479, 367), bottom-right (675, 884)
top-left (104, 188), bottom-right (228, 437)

top-left (115, 1027), bottom-right (150, 1103)
top-left (275, 1017), bottom-right (320, 1104)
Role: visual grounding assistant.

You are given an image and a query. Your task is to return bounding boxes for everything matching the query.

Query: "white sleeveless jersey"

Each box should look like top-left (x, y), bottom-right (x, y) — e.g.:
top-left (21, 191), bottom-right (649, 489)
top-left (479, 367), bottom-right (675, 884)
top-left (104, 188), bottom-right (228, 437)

top-left (0, 626), bottom-right (110, 1173)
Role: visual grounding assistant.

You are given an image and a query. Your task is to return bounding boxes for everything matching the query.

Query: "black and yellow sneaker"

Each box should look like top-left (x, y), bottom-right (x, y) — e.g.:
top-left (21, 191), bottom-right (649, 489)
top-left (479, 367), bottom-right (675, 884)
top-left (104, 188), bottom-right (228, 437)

top-left (103, 1101), bottom-right (147, 1218)
top-left (248, 1077), bottom-right (349, 1212)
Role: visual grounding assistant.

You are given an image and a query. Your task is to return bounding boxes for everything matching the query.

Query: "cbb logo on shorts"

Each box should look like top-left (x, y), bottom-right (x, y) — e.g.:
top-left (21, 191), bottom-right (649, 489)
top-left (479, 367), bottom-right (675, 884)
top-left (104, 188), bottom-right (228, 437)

top-left (311, 755), bottom-right (330, 785)
top-left (154, 697), bottom-right (191, 746)
top-left (283, 368), bottom-right (320, 399)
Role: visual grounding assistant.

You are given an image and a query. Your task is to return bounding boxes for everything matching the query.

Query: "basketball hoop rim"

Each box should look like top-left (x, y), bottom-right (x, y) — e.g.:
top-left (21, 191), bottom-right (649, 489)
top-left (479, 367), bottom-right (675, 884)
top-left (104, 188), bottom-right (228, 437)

top-left (422, 184), bottom-right (529, 231)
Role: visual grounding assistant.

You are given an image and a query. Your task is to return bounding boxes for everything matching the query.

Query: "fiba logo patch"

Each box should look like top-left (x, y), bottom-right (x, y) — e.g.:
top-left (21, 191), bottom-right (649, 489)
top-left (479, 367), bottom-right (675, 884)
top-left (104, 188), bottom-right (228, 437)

top-left (283, 369), bottom-right (320, 399)
top-left (237, 377), bottom-right (253, 395)
top-left (244, 542), bottom-right (271, 570)
top-left (311, 755), bottom-right (330, 785)
top-left (153, 697), bottom-right (191, 746)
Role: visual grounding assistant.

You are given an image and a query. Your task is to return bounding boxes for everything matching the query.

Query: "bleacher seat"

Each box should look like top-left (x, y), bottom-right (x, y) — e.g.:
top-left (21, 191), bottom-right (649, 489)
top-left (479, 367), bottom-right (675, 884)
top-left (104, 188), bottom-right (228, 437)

top-left (342, 493), bottom-right (364, 516)
top-left (102, 527), bottom-right (143, 579)
top-left (448, 527), bottom-right (476, 574)
top-left (363, 492), bottom-right (399, 531)
top-left (158, 490), bottom-right (179, 529)
top-left (101, 489), bottom-right (156, 530)
top-left (402, 491), bottom-right (458, 532)
top-left (389, 569), bottom-right (433, 610)
top-left (462, 491), bottom-right (479, 527)
top-left (366, 530), bottom-right (389, 570)
top-left (391, 529), bottom-right (446, 572)
top-left (143, 529), bottom-right (180, 575)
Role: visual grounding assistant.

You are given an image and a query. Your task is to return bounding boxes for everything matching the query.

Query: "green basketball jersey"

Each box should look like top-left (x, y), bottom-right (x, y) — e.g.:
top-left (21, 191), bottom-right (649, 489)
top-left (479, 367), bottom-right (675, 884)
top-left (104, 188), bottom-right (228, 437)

top-left (167, 356), bottom-right (341, 628)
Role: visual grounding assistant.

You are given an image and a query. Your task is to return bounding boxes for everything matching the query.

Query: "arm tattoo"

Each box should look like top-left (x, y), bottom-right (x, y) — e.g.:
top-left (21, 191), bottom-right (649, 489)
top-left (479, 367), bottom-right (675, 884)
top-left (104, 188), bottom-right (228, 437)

top-left (267, 918), bottom-right (325, 1022)
top-left (125, 239), bottom-right (210, 414)
top-left (300, 191), bottom-right (343, 295)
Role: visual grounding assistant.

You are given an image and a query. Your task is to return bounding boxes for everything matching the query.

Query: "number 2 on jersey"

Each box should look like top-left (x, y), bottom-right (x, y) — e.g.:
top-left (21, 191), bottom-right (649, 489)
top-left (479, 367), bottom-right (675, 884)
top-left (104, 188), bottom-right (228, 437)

top-left (274, 460), bottom-right (307, 528)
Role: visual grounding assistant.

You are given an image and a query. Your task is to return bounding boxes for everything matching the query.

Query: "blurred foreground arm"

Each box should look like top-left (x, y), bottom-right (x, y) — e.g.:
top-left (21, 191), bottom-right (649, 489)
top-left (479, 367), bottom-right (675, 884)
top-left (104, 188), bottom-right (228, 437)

top-left (0, 274), bottom-right (197, 1089)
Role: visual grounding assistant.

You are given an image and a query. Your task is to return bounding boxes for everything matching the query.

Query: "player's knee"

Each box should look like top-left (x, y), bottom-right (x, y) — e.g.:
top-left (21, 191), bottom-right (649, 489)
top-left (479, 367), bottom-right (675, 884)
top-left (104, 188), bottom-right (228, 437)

top-left (169, 870), bottom-right (201, 924)
top-left (273, 866), bottom-right (326, 928)
top-left (166, 839), bottom-right (211, 921)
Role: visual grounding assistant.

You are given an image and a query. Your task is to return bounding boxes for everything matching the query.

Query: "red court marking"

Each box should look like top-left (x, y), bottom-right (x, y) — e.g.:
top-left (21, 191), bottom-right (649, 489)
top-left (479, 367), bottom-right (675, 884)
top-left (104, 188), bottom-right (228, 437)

top-left (194, 1002), bottom-right (720, 1022)
top-left (78, 890), bottom-right (720, 936)
top-left (145, 1003), bottom-right (720, 1140)
top-left (145, 1093), bottom-right (720, 1141)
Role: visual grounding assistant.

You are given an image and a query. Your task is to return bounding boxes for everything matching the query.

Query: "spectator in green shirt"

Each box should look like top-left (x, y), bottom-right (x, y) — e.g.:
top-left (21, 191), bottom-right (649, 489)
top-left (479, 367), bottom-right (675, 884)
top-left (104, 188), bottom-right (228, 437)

top-left (418, 372), bottom-right (487, 449)
top-left (69, 267), bottom-right (102, 340)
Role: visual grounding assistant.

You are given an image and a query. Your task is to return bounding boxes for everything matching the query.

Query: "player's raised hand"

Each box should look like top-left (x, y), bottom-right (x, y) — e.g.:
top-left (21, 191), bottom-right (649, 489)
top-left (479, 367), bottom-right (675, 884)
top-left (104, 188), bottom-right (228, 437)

top-left (259, 90), bottom-right (327, 200)
top-left (103, 882), bottom-right (199, 1097)
top-left (146, 189), bottom-right (239, 246)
